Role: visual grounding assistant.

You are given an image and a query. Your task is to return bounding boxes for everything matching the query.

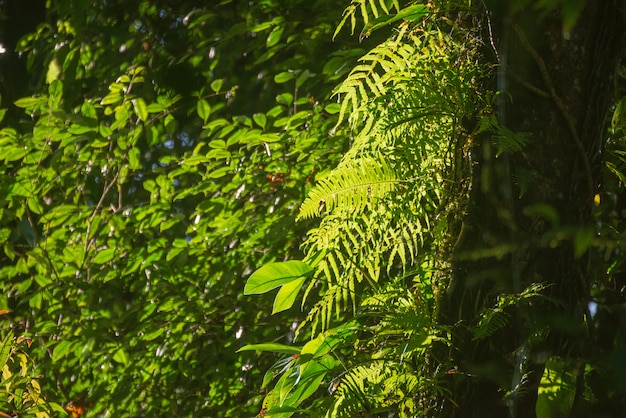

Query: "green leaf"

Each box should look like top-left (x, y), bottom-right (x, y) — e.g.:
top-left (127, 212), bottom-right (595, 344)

top-left (14, 97), bottom-right (39, 109)
top-left (52, 340), bottom-right (73, 362)
top-left (197, 99), bottom-right (211, 123)
top-left (289, 355), bottom-right (335, 403)
top-left (128, 147), bottom-right (142, 170)
top-left (274, 72), bottom-right (294, 84)
top-left (49, 79), bottom-right (63, 97)
top-left (210, 79), bottom-right (223, 93)
top-left (113, 347), bottom-right (130, 366)
top-left (93, 247), bottom-right (116, 264)
top-left (244, 260), bottom-right (313, 294)
top-left (253, 113), bottom-right (267, 129)
top-left (101, 92), bottom-right (122, 105)
top-left (536, 356), bottom-right (576, 418)
top-left (0, 228), bottom-right (10, 245)
top-left (0, 332), bottom-right (13, 368)
top-left (324, 103), bottom-right (341, 114)
top-left (237, 343), bottom-right (301, 355)
top-left (266, 26), bottom-right (284, 48)
top-left (272, 277), bottom-right (306, 314)
top-left (27, 197), bottom-right (44, 215)
top-left (46, 58), bottom-right (62, 84)
top-left (360, 4), bottom-right (428, 40)
top-left (133, 98), bottom-right (148, 121)
top-left (146, 103), bottom-right (166, 113)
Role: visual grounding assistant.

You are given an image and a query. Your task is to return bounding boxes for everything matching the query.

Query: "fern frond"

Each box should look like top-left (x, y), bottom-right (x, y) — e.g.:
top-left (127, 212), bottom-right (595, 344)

top-left (333, 40), bottom-right (416, 132)
top-left (473, 283), bottom-right (554, 340)
top-left (473, 306), bottom-right (510, 340)
top-left (333, 0), bottom-right (402, 40)
top-left (326, 363), bottom-right (383, 418)
top-left (493, 126), bottom-right (529, 157)
top-left (298, 158), bottom-right (399, 220)
top-left (513, 167), bottom-right (536, 198)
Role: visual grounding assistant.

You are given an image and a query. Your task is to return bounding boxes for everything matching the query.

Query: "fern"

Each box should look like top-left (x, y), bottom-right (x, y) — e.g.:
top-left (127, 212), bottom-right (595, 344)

top-left (473, 283), bottom-right (553, 340)
top-left (295, 11), bottom-right (478, 337)
top-left (298, 158), bottom-right (399, 219)
top-left (478, 114), bottom-right (530, 157)
top-left (333, 39), bottom-right (417, 133)
top-left (473, 306), bottom-right (510, 340)
top-left (333, 0), bottom-right (403, 40)
top-left (493, 126), bottom-right (529, 157)
top-left (513, 167), bottom-right (536, 198)
top-left (255, 5), bottom-right (484, 416)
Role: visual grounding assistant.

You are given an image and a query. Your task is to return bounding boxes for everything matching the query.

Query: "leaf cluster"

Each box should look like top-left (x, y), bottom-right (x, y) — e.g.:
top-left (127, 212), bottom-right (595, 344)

top-left (244, 1), bottom-right (483, 415)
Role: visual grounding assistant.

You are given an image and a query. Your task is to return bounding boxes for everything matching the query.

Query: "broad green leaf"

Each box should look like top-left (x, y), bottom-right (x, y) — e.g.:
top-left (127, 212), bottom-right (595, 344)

top-left (210, 79), bottom-right (223, 93)
top-left (289, 355), bottom-right (335, 403)
top-left (266, 26), bottom-right (284, 48)
top-left (324, 103), bottom-right (341, 114)
top-left (0, 228), bottom-right (10, 244)
top-left (208, 166), bottom-right (231, 179)
top-left (251, 21), bottom-right (273, 32)
top-left (49, 79), bottom-right (63, 97)
top-left (276, 92), bottom-right (293, 106)
top-left (272, 277), bottom-right (306, 314)
top-left (244, 260), bottom-right (313, 294)
top-left (14, 97), bottom-right (39, 109)
top-left (208, 139), bottom-right (226, 149)
top-left (52, 340), bottom-right (73, 362)
top-left (93, 248), bottom-right (115, 264)
top-left (300, 334), bottom-right (328, 359)
top-left (274, 72), bottom-right (295, 84)
top-left (81, 101), bottom-right (97, 119)
top-left (275, 366), bottom-right (298, 406)
top-left (27, 197), bottom-right (43, 215)
top-left (113, 347), bottom-right (130, 366)
top-left (237, 343), bottom-right (301, 355)
top-left (197, 99), bottom-right (211, 123)
top-left (0, 332), bottom-right (13, 368)
top-left (133, 98), bottom-right (148, 121)
top-left (128, 147), bottom-right (141, 170)
top-left (46, 57), bottom-right (62, 83)
top-left (253, 113), bottom-right (267, 129)
top-left (146, 103), bottom-right (166, 113)
top-left (536, 356), bottom-right (576, 418)
top-left (101, 92), bottom-right (122, 105)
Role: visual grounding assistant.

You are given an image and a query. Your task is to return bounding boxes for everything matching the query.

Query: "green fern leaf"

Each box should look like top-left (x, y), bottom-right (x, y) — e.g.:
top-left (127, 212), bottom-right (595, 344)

top-left (493, 126), bottom-right (529, 157)
top-left (298, 158), bottom-right (399, 220)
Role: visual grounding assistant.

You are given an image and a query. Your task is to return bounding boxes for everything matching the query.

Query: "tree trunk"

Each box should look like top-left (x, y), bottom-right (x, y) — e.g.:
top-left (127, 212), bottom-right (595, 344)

top-left (439, 2), bottom-right (624, 417)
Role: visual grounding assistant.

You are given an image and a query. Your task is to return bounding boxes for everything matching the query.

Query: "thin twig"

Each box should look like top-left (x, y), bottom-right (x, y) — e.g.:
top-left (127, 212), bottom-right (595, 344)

top-left (83, 169), bottom-right (120, 260)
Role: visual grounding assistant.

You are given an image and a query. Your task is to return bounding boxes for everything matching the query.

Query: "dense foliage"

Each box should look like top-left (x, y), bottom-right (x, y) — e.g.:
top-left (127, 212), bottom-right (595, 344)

top-left (0, 0), bottom-right (362, 415)
top-left (1, 0), bottom-right (625, 417)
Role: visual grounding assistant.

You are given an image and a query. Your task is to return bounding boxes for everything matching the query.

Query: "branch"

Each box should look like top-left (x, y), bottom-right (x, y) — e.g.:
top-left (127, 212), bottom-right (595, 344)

top-left (83, 169), bottom-right (120, 265)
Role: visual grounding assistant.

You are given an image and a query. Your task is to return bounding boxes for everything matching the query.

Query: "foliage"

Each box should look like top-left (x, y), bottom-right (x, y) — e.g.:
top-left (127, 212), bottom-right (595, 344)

top-left (2, 0), bottom-right (626, 416)
top-left (0, 326), bottom-right (65, 417)
top-left (0, 0), bottom-right (364, 415)
top-left (244, 1), bottom-right (481, 415)
top-left (245, 0), bottom-right (626, 417)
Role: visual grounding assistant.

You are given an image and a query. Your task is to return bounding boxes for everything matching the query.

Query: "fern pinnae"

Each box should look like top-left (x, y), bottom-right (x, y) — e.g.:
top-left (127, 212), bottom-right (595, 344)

top-left (298, 158), bottom-right (399, 219)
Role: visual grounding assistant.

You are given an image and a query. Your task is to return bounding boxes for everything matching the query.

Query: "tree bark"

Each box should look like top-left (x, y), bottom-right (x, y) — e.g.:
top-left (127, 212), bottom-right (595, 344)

top-left (439, 1), bottom-right (624, 417)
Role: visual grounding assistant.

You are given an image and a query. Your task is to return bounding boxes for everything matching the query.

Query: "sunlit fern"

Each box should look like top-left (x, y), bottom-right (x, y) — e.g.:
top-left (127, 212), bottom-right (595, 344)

top-left (333, 0), bottom-right (403, 40)
top-left (297, 22), bottom-right (470, 335)
top-left (286, 4), bottom-right (482, 416)
top-left (298, 157), bottom-right (400, 220)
